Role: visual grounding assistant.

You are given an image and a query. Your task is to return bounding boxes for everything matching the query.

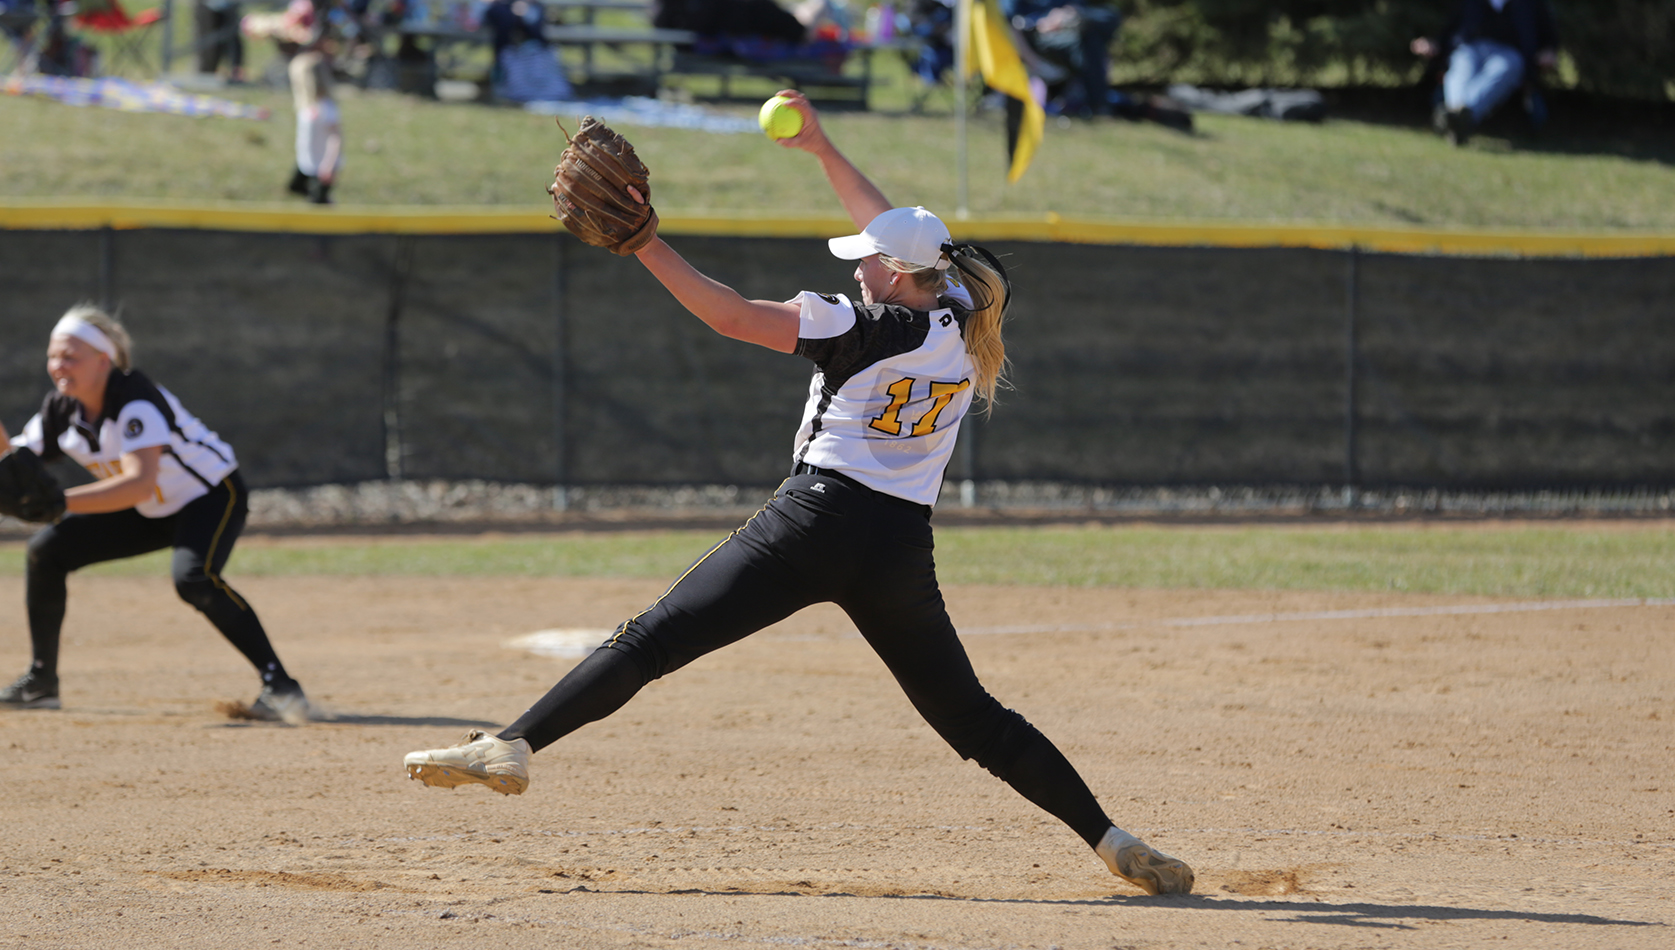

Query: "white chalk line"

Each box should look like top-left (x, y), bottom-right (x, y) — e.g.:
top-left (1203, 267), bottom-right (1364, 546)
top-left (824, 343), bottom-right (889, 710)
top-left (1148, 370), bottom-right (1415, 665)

top-left (506, 627), bottom-right (613, 657)
top-left (508, 599), bottom-right (1675, 654)
top-left (957, 597), bottom-right (1675, 638)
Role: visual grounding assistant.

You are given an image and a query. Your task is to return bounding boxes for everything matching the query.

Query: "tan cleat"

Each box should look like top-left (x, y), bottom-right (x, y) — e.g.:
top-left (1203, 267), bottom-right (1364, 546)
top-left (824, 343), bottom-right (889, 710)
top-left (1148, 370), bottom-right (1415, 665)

top-left (404, 730), bottom-right (531, 795)
top-left (1096, 827), bottom-right (1194, 895)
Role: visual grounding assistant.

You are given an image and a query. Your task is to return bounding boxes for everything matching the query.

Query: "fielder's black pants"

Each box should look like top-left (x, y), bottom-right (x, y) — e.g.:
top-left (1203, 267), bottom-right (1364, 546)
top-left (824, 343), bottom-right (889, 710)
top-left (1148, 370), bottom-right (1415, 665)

top-left (287, 168), bottom-right (332, 205)
top-left (502, 470), bottom-right (1115, 849)
top-left (24, 471), bottom-right (293, 688)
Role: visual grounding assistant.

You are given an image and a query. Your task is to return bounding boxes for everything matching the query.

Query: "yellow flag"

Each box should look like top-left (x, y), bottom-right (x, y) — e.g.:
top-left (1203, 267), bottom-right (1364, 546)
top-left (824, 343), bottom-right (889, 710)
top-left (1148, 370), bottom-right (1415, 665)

top-left (967, 0), bottom-right (1044, 183)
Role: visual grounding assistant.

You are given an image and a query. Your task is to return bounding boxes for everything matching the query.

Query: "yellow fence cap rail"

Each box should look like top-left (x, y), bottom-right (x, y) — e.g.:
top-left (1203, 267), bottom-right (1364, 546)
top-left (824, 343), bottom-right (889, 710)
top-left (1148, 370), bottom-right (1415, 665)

top-left (1020, 215), bottom-right (1675, 257)
top-left (0, 200), bottom-right (552, 235)
top-left (2, 200), bottom-right (1673, 257)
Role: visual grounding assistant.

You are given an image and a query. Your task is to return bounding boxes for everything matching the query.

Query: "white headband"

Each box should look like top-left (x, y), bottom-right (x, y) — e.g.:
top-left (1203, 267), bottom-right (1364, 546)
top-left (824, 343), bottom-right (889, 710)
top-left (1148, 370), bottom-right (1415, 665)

top-left (51, 315), bottom-right (118, 361)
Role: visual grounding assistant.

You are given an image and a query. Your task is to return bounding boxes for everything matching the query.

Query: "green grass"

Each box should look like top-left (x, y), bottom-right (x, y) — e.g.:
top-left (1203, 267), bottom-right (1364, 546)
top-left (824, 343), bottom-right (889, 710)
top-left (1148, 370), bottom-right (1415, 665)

top-left (932, 525), bottom-right (1675, 597)
top-left (3, 32), bottom-right (1674, 228)
top-left (7, 524), bottom-right (1668, 598)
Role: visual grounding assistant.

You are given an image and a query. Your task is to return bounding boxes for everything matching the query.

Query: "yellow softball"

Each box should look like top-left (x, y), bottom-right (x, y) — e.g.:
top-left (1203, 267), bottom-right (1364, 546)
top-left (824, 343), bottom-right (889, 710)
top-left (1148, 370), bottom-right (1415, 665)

top-left (758, 95), bottom-right (804, 140)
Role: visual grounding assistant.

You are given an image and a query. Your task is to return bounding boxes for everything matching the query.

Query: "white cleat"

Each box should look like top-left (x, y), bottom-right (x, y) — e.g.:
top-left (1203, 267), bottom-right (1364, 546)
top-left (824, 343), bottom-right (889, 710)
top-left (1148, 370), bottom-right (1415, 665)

top-left (404, 730), bottom-right (530, 796)
top-left (1096, 826), bottom-right (1195, 895)
top-left (247, 683), bottom-right (311, 725)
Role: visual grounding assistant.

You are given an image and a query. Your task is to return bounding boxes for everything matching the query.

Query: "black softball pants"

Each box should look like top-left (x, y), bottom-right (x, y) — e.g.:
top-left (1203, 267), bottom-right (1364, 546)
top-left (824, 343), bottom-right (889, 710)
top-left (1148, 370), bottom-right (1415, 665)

top-left (502, 471), bottom-right (1115, 849)
top-left (24, 471), bottom-right (293, 687)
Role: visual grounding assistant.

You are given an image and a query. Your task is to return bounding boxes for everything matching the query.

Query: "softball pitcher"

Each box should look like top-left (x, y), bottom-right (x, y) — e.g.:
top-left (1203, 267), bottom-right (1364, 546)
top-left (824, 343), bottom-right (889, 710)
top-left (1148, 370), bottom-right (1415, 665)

top-left (0, 305), bottom-right (308, 722)
top-left (405, 92), bottom-right (1193, 895)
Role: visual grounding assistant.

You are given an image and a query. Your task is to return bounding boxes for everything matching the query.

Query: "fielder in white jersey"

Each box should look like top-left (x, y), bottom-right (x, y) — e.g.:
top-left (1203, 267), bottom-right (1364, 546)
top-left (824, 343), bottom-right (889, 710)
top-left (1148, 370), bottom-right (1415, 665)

top-left (0, 305), bottom-right (307, 722)
top-left (13, 369), bottom-right (236, 518)
top-left (403, 91), bottom-right (1194, 895)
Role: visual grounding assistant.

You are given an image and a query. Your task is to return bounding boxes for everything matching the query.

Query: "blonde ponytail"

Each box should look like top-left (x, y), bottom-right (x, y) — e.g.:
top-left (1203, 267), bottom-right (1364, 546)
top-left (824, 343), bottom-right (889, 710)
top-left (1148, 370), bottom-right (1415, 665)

top-left (879, 245), bottom-right (1012, 411)
top-left (943, 245), bottom-right (1011, 410)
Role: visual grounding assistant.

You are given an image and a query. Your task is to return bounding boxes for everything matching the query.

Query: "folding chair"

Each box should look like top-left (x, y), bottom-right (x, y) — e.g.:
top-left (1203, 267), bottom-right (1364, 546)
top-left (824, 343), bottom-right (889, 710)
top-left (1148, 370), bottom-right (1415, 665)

top-left (73, 0), bottom-right (165, 75)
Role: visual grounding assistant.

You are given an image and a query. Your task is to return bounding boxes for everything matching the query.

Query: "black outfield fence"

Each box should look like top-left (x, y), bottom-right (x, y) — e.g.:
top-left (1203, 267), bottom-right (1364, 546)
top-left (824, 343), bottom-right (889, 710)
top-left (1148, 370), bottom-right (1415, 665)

top-left (2, 207), bottom-right (1671, 494)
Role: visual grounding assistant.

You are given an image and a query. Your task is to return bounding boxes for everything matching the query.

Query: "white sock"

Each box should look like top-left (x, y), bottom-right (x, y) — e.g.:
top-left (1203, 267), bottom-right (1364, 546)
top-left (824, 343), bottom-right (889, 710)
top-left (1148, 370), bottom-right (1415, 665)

top-left (1097, 825), bottom-right (1142, 856)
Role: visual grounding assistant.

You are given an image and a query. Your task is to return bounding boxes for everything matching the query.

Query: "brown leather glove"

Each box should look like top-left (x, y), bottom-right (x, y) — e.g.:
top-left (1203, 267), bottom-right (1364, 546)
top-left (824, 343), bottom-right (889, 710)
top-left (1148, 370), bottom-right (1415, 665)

top-left (547, 116), bottom-right (659, 256)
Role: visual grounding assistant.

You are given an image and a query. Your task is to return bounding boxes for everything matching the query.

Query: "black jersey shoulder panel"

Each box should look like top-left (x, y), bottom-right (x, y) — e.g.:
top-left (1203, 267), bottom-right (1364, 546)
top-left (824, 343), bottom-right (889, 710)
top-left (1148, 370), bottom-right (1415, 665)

top-left (97, 369), bottom-right (180, 432)
top-left (38, 369), bottom-right (181, 459)
top-left (943, 300), bottom-right (972, 334)
top-left (794, 303), bottom-right (932, 392)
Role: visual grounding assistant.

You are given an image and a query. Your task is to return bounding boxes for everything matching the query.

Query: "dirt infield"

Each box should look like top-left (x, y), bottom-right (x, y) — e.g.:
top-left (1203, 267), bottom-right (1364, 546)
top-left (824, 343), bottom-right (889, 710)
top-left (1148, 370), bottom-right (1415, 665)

top-left (2, 567), bottom-right (1671, 949)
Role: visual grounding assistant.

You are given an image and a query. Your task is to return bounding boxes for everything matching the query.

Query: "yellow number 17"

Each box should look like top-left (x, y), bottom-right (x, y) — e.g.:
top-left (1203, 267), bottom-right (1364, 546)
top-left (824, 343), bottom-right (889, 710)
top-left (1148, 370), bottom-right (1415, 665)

top-left (868, 376), bottom-right (972, 437)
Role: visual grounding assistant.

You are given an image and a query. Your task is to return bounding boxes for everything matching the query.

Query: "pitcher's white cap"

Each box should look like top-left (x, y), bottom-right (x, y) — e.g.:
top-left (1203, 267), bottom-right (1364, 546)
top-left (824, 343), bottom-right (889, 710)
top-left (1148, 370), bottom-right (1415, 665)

top-left (828, 206), bottom-right (951, 270)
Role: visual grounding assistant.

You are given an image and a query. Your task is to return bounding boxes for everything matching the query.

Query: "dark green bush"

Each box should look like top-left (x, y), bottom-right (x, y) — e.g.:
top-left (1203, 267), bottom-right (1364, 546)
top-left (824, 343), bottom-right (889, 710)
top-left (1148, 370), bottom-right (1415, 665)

top-left (1108, 1), bottom-right (1672, 100)
top-left (1555, 0), bottom-right (1674, 99)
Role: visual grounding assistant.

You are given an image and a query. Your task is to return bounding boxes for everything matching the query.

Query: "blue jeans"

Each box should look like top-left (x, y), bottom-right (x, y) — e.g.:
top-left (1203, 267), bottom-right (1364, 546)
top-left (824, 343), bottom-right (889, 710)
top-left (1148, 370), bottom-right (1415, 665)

top-left (1444, 40), bottom-right (1525, 123)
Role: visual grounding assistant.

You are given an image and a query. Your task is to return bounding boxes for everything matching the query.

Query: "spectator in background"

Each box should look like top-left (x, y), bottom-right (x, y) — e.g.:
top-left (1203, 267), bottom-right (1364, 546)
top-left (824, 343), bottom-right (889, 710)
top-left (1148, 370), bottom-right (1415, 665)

top-left (1412, 0), bottom-right (1558, 145)
top-left (7, 0), bottom-right (97, 76)
top-left (195, 0), bottom-right (246, 82)
top-left (792, 0), bottom-right (851, 40)
top-left (906, 0), bottom-right (1063, 112)
top-left (287, 51), bottom-right (342, 204)
top-left (483, 0), bottom-right (572, 102)
top-left (1001, 0), bottom-right (1118, 117)
top-left (483, 0), bottom-right (542, 56)
top-left (2, 0), bottom-right (40, 72)
top-left (907, 0), bottom-right (954, 87)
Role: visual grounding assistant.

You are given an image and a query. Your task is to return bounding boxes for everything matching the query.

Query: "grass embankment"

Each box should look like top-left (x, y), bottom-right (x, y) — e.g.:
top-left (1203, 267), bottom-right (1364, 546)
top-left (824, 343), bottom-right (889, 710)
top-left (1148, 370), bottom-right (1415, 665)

top-left (3, 36), bottom-right (1673, 228)
top-left (3, 523), bottom-right (1668, 598)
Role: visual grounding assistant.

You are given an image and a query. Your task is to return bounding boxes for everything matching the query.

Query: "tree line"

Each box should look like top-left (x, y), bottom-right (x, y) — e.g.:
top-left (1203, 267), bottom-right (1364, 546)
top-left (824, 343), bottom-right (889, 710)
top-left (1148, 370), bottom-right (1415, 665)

top-left (1105, 0), bottom-right (1671, 100)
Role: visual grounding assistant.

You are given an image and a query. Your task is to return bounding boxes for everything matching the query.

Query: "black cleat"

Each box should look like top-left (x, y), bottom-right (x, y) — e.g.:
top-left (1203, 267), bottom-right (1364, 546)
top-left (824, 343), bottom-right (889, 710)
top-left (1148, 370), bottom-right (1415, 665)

top-left (0, 670), bottom-right (61, 710)
top-left (1445, 108), bottom-right (1474, 147)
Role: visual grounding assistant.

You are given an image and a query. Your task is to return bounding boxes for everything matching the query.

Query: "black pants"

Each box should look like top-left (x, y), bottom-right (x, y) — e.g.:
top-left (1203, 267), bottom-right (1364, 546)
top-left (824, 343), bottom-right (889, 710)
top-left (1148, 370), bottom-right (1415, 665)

top-left (287, 168), bottom-right (332, 204)
top-left (25, 471), bottom-right (292, 688)
top-left (194, 3), bottom-right (244, 75)
top-left (503, 471), bottom-right (1115, 848)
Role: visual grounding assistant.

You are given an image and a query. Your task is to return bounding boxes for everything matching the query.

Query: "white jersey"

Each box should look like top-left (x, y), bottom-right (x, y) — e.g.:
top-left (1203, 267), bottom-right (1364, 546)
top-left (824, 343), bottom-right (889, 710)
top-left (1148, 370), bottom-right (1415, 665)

top-left (11, 369), bottom-right (238, 518)
top-left (791, 284), bottom-right (976, 506)
top-left (295, 99), bottom-right (341, 178)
